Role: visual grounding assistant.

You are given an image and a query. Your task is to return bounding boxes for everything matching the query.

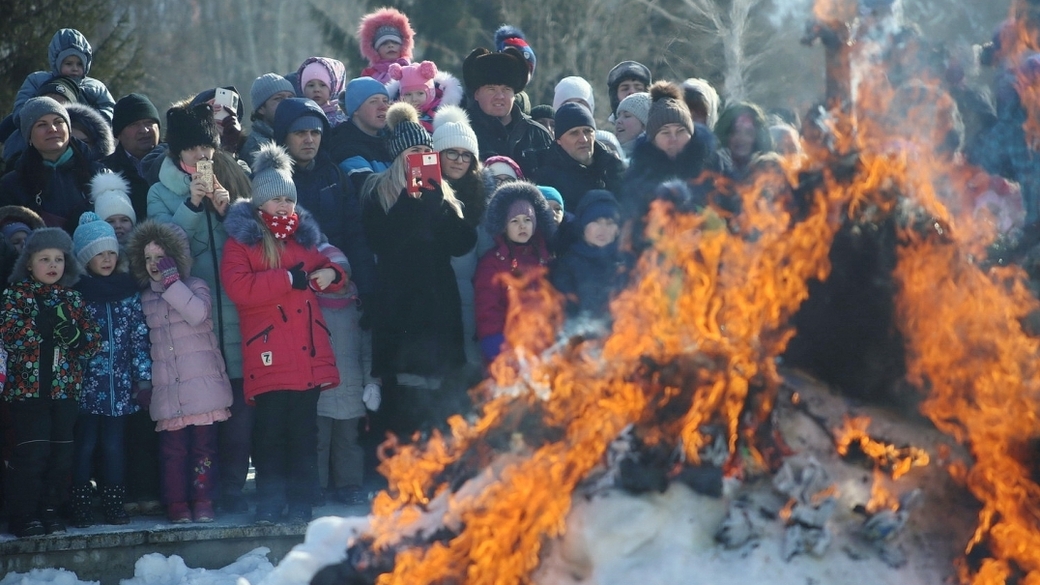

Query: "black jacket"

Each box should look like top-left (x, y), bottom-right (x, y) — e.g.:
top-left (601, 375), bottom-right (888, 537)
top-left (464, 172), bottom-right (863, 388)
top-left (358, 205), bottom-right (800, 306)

top-left (325, 120), bottom-right (391, 194)
top-left (0, 139), bottom-right (103, 234)
top-left (467, 102), bottom-right (552, 178)
top-left (101, 144), bottom-right (162, 221)
top-left (531, 142), bottom-right (626, 211)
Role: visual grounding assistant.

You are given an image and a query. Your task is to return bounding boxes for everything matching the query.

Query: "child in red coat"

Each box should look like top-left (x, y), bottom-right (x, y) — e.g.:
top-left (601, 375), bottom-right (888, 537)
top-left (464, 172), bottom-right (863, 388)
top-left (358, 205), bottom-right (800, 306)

top-left (473, 182), bottom-right (556, 364)
top-left (221, 143), bottom-right (346, 525)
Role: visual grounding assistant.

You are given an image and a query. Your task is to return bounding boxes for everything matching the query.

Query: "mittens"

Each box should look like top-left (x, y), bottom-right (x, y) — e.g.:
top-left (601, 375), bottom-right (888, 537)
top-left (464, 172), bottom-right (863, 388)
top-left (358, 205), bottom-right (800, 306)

top-left (362, 383), bottom-right (381, 411)
top-left (156, 257), bottom-right (180, 289)
top-left (36, 302), bottom-right (58, 337)
top-left (288, 262), bottom-right (308, 290)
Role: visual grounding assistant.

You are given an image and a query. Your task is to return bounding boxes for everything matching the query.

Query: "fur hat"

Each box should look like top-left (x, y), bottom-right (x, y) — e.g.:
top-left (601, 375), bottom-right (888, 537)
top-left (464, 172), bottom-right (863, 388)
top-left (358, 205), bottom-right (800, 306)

top-left (90, 172), bottom-right (136, 225)
top-left (37, 76), bottom-right (83, 104)
top-left (19, 97), bottom-right (70, 145)
top-left (390, 61), bottom-right (437, 102)
top-left (11, 227), bottom-right (80, 286)
top-left (342, 77), bottom-right (389, 118)
top-left (462, 48), bottom-right (529, 95)
top-left (67, 102), bottom-right (115, 157)
top-left (250, 74), bottom-right (294, 114)
top-left (127, 220), bottom-right (191, 286)
top-left (385, 102), bottom-right (432, 160)
top-left (553, 76), bottom-right (595, 115)
top-left (112, 93), bottom-right (161, 136)
top-left (73, 211), bottom-right (119, 267)
top-left (358, 8), bottom-right (415, 63)
top-left (616, 92), bottom-right (651, 126)
top-left (607, 61), bottom-right (652, 114)
top-left (250, 143), bottom-right (297, 207)
top-left (645, 82), bottom-right (693, 141)
top-left (484, 181), bottom-right (557, 239)
top-left (432, 105), bottom-right (479, 155)
top-left (165, 102), bottom-right (220, 160)
top-left (495, 25), bottom-right (536, 79)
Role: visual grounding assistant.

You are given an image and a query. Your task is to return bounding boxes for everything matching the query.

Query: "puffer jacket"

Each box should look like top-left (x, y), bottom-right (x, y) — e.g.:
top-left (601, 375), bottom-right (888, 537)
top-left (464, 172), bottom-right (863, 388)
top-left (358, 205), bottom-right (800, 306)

top-left (146, 156), bottom-right (243, 378)
top-left (0, 139), bottom-right (103, 233)
top-left (221, 201), bottom-right (346, 403)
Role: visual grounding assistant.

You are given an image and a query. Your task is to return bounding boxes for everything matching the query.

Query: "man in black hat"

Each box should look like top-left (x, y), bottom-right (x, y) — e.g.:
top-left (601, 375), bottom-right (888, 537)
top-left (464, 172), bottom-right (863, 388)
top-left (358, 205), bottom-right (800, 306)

top-left (462, 47), bottom-right (552, 178)
top-left (102, 93), bottom-right (163, 219)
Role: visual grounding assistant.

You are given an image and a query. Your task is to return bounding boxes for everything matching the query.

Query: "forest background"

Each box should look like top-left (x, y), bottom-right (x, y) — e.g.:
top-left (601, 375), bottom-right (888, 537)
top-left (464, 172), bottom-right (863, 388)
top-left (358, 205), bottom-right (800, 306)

top-left (0, 0), bottom-right (1013, 131)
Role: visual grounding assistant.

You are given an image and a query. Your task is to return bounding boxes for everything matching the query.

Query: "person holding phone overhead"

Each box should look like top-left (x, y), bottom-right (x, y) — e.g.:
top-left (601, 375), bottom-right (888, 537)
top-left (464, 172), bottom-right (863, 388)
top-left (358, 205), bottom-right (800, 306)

top-left (360, 102), bottom-right (476, 438)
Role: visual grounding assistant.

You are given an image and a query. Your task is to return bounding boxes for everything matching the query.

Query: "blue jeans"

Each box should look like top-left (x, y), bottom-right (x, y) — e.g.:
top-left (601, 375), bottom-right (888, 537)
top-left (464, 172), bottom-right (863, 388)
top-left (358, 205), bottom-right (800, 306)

top-left (73, 413), bottom-right (127, 485)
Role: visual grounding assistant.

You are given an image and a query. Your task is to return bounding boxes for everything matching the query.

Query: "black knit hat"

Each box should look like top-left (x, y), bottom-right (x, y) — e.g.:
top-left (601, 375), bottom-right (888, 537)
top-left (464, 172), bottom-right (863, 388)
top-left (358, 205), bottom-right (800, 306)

top-left (165, 102), bottom-right (220, 160)
top-left (112, 93), bottom-right (161, 137)
top-left (385, 102), bottom-right (432, 160)
top-left (462, 48), bottom-right (529, 95)
top-left (37, 76), bottom-right (83, 105)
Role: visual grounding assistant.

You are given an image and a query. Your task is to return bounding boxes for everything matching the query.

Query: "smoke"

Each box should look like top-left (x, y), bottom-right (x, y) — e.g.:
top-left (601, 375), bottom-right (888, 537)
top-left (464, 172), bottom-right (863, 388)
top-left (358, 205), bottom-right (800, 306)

top-left (768, 0), bottom-right (813, 28)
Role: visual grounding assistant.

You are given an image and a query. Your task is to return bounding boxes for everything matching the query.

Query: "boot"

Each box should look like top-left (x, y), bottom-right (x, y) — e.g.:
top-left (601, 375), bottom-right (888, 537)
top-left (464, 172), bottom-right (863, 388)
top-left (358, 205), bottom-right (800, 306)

top-left (40, 507), bottom-right (66, 534)
top-left (70, 483), bottom-right (95, 528)
top-left (101, 485), bottom-right (131, 525)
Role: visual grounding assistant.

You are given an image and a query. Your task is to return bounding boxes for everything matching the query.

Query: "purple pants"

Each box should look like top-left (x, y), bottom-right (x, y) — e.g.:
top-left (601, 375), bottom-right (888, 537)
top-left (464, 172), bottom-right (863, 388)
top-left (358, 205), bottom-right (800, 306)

top-left (159, 424), bottom-right (217, 505)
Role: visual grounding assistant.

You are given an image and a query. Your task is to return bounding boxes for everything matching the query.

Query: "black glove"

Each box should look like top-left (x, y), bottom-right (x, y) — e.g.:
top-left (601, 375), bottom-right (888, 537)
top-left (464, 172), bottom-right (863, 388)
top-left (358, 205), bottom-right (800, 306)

top-left (35, 301), bottom-right (58, 338)
top-left (288, 262), bottom-right (308, 290)
top-left (53, 303), bottom-right (83, 349)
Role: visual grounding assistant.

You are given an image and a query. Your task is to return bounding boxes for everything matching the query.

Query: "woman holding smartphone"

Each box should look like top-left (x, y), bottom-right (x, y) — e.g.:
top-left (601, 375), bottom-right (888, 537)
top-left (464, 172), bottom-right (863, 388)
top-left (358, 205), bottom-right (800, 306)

top-left (360, 102), bottom-right (476, 438)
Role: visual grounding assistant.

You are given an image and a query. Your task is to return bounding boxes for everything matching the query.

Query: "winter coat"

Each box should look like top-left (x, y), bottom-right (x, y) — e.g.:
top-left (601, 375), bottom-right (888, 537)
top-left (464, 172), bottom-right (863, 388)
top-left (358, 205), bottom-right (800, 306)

top-left (530, 142), bottom-right (626, 212)
top-left (467, 101), bottom-right (553, 179)
top-left (142, 275), bottom-right (233, 425)
top-left (357, 8), bottom-right (415, 83)
top-left (291, 153), bottom-right (377, 303)
top-left (146, 156), bottom-right (243, 378)
top-left (1, 279), bottom-right (102, 401)
top-left (327, 120), bottom-right (392, 193)
top-left (0, 139), bottom-right (104, 233)
top-left (447, 169), bottom-right (493, 365)
top-left (239, 119), bottom-right (275, 168)
top-left (101, 143), bottom-right (164, 222)
top-left (474, 233), bottom-right (552, 341)
top-left (65, 102), bottom-right (114, 162)
top-left (362, 184), bottom-right (477, 378)
top-left (386, 72), bottom-right (464, 132)
top-left (75, 273), bottom-right (151, 416)
top-left (221, 201), bottom-right (346, 402)
top-left (4, 29), bottom-right (116, 164)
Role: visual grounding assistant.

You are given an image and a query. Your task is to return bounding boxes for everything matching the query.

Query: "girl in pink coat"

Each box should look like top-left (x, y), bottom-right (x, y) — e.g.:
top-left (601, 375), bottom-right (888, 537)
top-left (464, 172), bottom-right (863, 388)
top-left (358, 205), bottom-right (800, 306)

top-left (127, 220), bottom-right (233, 525)
top-left (221, 144), bottom-right (346, 525)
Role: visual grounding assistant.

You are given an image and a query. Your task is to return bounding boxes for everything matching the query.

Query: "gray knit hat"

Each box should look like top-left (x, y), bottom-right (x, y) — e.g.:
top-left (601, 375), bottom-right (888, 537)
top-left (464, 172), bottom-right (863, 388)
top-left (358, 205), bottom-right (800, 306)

top-left (616, 92), bottom-right (651, 126)
top-left (250, 143), bottom-right (297, 207)
top-left (250, 73), bottom-right (295, 114)
top-left (20, 97), bottom-right (71, 144)
top-left (385, 102), bottom-right (432, 160)
top-left (11, 227), bottom-right (81, 286)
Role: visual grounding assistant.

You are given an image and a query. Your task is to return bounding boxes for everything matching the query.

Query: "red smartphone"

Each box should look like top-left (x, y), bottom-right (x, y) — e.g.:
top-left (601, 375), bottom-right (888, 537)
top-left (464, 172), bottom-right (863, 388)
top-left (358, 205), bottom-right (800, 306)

top-left (406, 152), bottom-right (442, 195)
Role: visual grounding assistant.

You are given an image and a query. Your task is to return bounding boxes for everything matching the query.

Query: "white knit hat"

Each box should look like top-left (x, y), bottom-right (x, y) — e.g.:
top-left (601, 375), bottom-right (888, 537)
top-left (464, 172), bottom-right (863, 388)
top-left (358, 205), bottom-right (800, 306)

top-left (552, 76), bottom-right (595, 115)
top-left (90, 171), bottom-right (136, 224)
top-left (432, 105), bottom-right (478, 155)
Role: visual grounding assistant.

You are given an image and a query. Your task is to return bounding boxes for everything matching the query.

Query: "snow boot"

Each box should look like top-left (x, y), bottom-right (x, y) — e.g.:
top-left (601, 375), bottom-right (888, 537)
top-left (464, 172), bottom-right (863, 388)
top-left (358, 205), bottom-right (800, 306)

top-left (70, 483), bottom-right (95, 528)
top-left (102, 485), bottom-right (131, 525)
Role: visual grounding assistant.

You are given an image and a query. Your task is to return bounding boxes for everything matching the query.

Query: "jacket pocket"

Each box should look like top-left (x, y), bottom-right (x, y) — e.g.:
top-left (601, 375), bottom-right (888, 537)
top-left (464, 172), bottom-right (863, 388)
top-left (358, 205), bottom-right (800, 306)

top-left (245, 324), bottom-right (275, 346)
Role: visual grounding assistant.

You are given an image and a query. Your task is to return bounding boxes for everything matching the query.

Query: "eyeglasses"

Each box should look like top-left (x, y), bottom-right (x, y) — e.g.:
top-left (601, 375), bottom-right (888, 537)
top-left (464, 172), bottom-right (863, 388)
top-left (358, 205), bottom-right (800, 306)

top-left (441, 149), bottom-right (474, 163)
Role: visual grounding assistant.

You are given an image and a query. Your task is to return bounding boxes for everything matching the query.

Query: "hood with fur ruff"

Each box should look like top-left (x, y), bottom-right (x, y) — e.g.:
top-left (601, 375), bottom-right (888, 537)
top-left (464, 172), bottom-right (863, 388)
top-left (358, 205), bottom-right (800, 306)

top-left (483, 181), bottom-right (557, 240)
top-left (126, 220), bottom-right (192, 287)
top-left (66, 102), bottom-right (115, 159)
top-left (223, 200), bottom-right (323, 250)
top-left (357, 7), bottom-right (415, 64)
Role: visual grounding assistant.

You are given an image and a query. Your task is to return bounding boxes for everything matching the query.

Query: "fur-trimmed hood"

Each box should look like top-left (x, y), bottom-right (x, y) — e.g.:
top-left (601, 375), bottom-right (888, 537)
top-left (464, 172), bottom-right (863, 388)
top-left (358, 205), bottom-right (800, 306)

top-left (0, 205), bottom-right (46, 231)
top-left (483, 181), bottom-right (557, 240)
top-left (357, 7), bottom-right (415, 64)
top-left (223, 200), bottom-right (323, 250)
top-left (66, 102), bottom-right (115, 160)
top-left (126, 220), bottom-right (192, 286)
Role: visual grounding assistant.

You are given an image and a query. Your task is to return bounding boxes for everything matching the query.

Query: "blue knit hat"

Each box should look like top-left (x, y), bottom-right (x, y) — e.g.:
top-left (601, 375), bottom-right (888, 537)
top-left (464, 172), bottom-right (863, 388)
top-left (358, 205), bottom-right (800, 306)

top-left (537, 185), bottom-right (564, 212)
top-left (73, 212), bottom-right (119, 267)
top-left (342, 77), bottom-right (389, 117)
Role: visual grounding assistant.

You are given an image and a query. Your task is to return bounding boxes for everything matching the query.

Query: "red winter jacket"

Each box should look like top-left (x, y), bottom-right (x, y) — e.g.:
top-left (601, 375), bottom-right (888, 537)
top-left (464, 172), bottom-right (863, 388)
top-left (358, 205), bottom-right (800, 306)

top-left (473, 233), bottom-right (551, 340)
top-left (220, 202), bottom-right (346, 403)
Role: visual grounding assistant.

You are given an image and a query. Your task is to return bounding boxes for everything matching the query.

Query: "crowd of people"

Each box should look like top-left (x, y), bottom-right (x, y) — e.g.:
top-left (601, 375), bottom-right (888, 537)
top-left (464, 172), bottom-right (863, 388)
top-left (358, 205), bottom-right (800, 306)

top-left (0, 0), bottom-right (1035, 539)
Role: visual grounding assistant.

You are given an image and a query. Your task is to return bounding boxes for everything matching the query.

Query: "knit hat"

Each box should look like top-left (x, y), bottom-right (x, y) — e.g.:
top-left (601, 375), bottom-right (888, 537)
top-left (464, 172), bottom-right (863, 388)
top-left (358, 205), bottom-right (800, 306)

top-left (12, 227), bottom-right (80, 286)
top-left (507, 199), bottom-right (537, 230)
top-left (374, 25), bottom-right (403, 50)
top-left (554, 103), bottom-right (597, 138)
top-left (607, 61), bottom-right (652, 113)
top-left (537, 185), bottom-right (564, 211)
top-left (250, 143), bottom-right (297, 207)
top-left (432, 105), bottom-right (479, 155)
top-left (288, 115), bottom-right (324, 135)
top-left (645, 82), bottom-right (694, 141)
top-left (495, 25), bottom-right (537, 78)
top-left (616, 92), bottom-right (651, 126)
top-left (250, 73), bottom-right (295, 114)
top-left (273, 98), bottom-right (330, 145)
top-left (385, 102), bottom-right (432, 160)
top-left (19, 97), bottom-right (71, 144)
top-left (342, 77), bottom-right (389, 117)
top-left (530, 104), bottom-right (554, 122)
top-left (37, 76), bottom-right (82, 104)
top-left (165, 102), bottom-right (220, 159)
top-left (682, 78), bottom-right (720, 130)
top-left (73, 212), bottom-right (119, 267)
top-left (577, 189), bottom-right (620, 228)
top-left (112, 93), bottom-right (161, 137)
top-left (1, 222), bottom-right (31, 243)
top-left (462, 48), bottom-right (529, 95)
top-left (390, 61), bottom-right (437, 100)
top-left (553, 76), bottom-right (596, 115)
top-left (90, 172), bottom-right (136, 224)
top-left (484, 155), bottom-right (524, 180)
top-left (301, 61), bottom-right (334, 91)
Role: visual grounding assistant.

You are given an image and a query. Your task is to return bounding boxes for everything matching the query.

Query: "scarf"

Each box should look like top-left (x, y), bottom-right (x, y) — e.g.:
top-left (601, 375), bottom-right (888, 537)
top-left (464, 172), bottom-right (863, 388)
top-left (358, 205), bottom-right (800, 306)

top-left (258, 209), bottom-right (300, 240)
top-left (76, 272), bottom-right (139, 303)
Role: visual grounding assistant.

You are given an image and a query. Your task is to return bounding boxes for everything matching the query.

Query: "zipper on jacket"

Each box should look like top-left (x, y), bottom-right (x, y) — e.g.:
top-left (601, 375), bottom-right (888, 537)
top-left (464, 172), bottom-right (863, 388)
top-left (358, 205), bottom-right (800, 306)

top-left (277, 305), bottom-right (288, 322)
top-left (307, 301), bottom-right (316, 358)
top-left (245, 324), bottom-right (275, 346)
top-left (107, 303), bottom-right (116, 414)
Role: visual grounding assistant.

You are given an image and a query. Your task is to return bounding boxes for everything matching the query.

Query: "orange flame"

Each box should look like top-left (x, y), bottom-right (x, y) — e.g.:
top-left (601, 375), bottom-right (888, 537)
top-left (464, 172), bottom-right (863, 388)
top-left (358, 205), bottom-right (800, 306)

top-left (835, 415), bottom-right (930, 481)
